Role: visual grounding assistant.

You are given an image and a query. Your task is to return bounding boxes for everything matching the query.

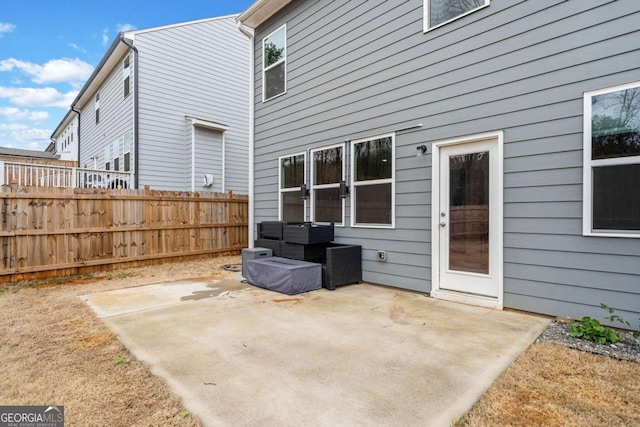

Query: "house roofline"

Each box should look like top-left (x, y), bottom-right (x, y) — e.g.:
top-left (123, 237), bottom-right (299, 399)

top-left (125, 14), bottom-right (239, 39)
top-left (237, 0), bottom-right (292, 28)
top-left (53, 14), bottom-right (242, 138)
top-left (68, 33), bottom-right (130, 112)
top-left (50, 108), bottom-right (77, 139)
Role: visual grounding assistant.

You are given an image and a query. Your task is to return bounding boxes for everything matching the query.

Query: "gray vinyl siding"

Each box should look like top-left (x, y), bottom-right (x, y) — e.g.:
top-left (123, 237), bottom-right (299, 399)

top-left (252, 0), bottom-right (640, 322)
top-left (135, 16), bottom-right (250, 193)
top-left (79, 52), bottom-right (133, 170)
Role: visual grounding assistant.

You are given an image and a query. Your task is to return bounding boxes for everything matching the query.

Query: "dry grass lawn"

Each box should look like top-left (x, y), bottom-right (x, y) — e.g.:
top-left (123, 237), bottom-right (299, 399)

top-left (1, 255), bottom-right (639, 426)
top-left (463, 341), bottom-right (640, 426)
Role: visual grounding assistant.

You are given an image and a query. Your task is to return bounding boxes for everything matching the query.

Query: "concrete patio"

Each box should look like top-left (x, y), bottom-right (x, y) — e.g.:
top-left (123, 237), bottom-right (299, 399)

top-left (81, 276), bottom-right (550, 426)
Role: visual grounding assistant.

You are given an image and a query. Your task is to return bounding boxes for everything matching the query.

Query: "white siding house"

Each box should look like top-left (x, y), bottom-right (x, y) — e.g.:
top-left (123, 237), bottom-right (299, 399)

top-left (50, 111), bottom-right (79, 162)
top-left (53, 15), bottom-right (251, 193)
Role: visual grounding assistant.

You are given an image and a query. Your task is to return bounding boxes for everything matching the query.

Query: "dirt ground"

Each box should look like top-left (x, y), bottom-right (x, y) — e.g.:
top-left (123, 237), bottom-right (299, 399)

top-left (0, 256), bottom-right (241, 426)
top-left (1, 255), bottom-right (639, 426)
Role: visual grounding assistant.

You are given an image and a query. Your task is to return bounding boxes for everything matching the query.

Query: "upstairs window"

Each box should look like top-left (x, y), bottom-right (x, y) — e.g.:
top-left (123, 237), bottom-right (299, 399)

top-left (311, 144), bottom-right (345, 225)
top-left (279, 152), bottom-right (306, 222)
top-left (95, 92), bottom-right (100, 124)
top-left (424, 0), bottom-right (489, 32)
top-left (123, 55), bottom-right (131, 98)
top-left (262, 25), bottom-right (286, 102)
top-left (351, 134), bottom-right (395, 228)
top-left (583, 82), bottom-right (640, 237)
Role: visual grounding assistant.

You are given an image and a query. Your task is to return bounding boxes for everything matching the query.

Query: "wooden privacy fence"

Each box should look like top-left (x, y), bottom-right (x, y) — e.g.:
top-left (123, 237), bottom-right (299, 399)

top-left (0, 185), bottom-right (248, 283)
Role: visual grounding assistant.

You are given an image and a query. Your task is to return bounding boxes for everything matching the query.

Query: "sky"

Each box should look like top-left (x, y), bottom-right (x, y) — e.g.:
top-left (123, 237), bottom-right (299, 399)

top-left (0, 0), bottom-right (255, 152)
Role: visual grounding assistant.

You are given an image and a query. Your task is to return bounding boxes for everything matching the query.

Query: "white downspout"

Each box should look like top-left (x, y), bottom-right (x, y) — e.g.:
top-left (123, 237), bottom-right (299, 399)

top-left (237, 21), bottom-right (255, 248)
top-left (191, 123), bottom-right (196, 192)
top-left (221, 132), bottom-right (226, 193)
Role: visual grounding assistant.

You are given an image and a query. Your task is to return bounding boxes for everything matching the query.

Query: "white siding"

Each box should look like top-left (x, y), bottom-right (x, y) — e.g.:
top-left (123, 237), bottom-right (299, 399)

top-left (79, 52), bottom-right (134, 171)
top-left (135, 16), bottom-right (250, 192)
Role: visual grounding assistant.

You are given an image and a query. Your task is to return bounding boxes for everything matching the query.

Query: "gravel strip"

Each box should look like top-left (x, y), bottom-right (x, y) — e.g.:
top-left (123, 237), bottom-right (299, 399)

top-left (537, 319), bottom-right (640, 363)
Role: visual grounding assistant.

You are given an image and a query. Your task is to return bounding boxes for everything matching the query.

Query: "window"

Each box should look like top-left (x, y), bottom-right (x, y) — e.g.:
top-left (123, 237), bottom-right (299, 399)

top-left (112, 138), bottom-right (120, 171)
top-left (279, 152), bottom-right (306, 222)
top-left (424, 0), bottom-right (489, 32)
top-left (584, 82), bottom-right (640, 237)
top-left (123, 132), bottom-right (132, 172)
top-left (262, 25), bottom-right (286, 102)
top-left (311, 144), bottom-right (345, 225)
top-left (104, 144), bottom-right (110, 170)
top-left (351, 133), bottom-right (395, 228)
top-left (123, 55), bottom-right (130, 98)
top-left (95, 92), bottom-right (100, 124)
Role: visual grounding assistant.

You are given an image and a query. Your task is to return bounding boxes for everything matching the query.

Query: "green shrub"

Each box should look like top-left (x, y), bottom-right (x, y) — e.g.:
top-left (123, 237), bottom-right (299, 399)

top-left (569, 316), bottom-right (620, 344)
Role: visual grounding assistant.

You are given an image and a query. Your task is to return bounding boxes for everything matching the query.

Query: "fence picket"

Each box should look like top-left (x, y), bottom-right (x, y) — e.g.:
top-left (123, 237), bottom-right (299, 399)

top-left (0, 185), bottom-right (248, 282)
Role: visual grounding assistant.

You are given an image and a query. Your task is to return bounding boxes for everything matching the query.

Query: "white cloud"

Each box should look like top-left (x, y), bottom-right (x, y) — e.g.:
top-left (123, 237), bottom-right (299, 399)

top-left (0, 123), bottom-right (28, 131)
top-left (102, 28), bottom-right (109, 45)
top-left (0, 126), bottom-right (52, 150)
top-left (68, 43), bottom-right (87, 54)
top-left (0, 86), bottom-right (77, 108)
top-left (0, 22), bottom-right (16, 37)
top-left (116, 23), bottom-right (137, 33)
top-left (0, 107), bottom-right (49, 122)
top-left (0, 57), bottom-right (93, 84)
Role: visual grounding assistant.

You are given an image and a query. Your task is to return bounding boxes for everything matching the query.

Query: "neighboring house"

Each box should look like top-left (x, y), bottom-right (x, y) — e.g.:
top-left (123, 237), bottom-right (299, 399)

top-left (53, 15), bottom-right (251, 193)
top-left (0, 147), bottom-right (77, 187)
top-left (237, 0), bottom-right (640, 323)
top-left (50, 111), bottom-right (79, 161)
top-left (0, 147), bottom-right (61, 162)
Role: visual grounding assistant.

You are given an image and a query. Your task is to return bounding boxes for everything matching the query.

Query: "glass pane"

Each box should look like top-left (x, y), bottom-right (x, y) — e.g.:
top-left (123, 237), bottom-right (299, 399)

top-left (354, 137), bottom-right (392, 182)
top-left (355, 183), bottom-right (392, 225)
top-left (281, 154), bottom-right (304, 189)
top-left (592, 86), bottom-right (640, 159)
top-left (264, 27), bottom-right (285, 67)
top-left (314, 147), bottom-right (342, 185)
top-left (265, 62), bottom-right (286, 100)
top-left (593, 164), bottom-right (640, 230)
top-left (449, 152), bottom-right (489, 274)
top-left (430, 0), bottom-right (485, 28)
top-left (282, 192), bottom-right (304, 222)
top-left (314, 188), bottom-right (341, 223)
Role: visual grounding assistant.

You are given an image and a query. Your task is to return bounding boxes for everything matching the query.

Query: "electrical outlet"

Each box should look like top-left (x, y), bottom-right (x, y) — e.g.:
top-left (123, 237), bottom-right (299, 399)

top-left (377, 250), bottom-right (387, 261)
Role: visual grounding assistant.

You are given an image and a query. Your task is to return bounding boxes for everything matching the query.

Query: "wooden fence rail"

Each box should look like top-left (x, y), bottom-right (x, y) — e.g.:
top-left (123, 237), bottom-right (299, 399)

top-left (0, 185), bottom-right (248, 283)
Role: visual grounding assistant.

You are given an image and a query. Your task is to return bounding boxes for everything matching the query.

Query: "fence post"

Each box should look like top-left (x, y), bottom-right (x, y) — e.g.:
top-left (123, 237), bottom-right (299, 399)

top-left (71, 167), bottom-right (77, 188)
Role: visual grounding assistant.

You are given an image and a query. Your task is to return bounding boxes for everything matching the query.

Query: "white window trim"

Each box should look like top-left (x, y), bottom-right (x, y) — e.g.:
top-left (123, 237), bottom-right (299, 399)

top-left (123, 55), bottom-right (131, 98)
top-left (262, 24), bottom-right (287, 103)
top-left (583, 81), bottom-right (640, 238)
top-left (350, 133), bottom-right (396, 229)
top-left (278, 151), bottom-right (307, 222)
top-left (310, 143), bottom-right (346, 226)
top-left (423, 0), bottom-right (490, 33)
top-left (95, 92), bottom-right (100, 124)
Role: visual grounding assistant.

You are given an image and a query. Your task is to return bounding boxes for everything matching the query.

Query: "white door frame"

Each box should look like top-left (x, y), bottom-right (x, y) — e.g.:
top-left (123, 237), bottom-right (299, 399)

top-left (431, 131), bottom-right (504, 309)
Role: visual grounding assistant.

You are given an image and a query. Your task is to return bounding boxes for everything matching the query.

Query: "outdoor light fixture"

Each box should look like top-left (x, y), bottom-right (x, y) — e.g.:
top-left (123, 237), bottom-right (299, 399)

top-left (300, 183), bottom-right (310, 199)
top-left (416, 145), bottom-right (428, 156)
top-left (339, 181), bottom-right (349, 199)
